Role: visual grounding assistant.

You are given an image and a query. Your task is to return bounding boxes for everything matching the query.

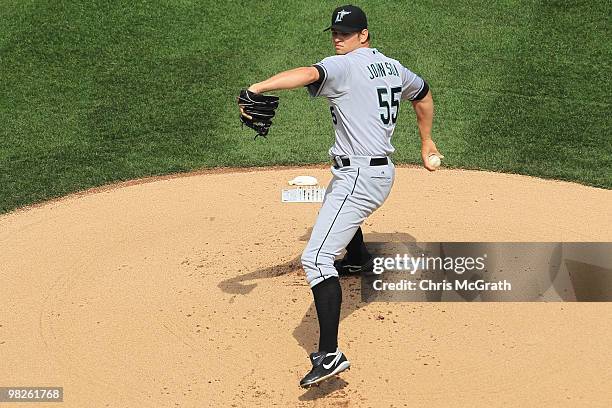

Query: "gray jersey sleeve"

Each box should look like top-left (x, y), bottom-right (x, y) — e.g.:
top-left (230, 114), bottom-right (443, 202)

top-left (307, 55), bottom-right (350, 99)
top-left (400, 65), bottom-right (426, 101)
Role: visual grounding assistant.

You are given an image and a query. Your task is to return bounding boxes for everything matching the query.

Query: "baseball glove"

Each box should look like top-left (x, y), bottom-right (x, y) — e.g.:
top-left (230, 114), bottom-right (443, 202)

top-left (237, 89), bottom-right (280, 139)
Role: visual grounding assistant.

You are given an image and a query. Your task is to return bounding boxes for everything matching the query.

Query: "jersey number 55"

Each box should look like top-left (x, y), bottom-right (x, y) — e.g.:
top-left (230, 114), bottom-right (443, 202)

top-left (377, 86), bottom-right (402, 125)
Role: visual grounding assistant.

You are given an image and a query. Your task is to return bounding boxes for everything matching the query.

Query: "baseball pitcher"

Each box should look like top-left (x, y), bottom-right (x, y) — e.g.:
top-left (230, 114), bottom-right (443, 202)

top-left (238, 4), bottom-right (442, 388)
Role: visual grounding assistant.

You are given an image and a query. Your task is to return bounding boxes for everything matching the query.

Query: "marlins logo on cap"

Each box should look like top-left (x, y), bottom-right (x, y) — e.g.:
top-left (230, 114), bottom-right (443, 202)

top-left (335, 9), bottom-right (351, 22)
top-left (324, 5), bottom-right (368, 33)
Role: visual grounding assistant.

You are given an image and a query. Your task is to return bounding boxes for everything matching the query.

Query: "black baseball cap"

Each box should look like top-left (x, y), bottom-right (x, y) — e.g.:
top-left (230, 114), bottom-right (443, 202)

top-left (324, 5), bottom-right (368, 33)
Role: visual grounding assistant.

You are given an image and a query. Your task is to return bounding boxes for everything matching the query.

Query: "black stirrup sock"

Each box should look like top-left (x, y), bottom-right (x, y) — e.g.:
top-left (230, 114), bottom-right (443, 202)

top-left (311, 277), bottom-right (342, 353)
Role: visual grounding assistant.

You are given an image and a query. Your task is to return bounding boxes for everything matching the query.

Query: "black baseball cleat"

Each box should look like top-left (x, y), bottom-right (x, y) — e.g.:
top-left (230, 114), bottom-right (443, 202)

top-left (299, 348), bottom-right (351, 388)
top-left (334, 256), bottom-right (374, 276)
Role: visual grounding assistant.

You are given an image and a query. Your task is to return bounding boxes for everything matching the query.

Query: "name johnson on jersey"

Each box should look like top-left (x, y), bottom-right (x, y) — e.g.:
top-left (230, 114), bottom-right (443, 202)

top-left (367, 62), bottom-right (400, 79)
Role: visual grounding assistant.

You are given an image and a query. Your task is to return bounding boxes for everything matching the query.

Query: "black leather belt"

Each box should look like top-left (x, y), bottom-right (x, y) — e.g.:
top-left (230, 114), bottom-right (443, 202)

top-left (334, 157), bottom-right (388, 168)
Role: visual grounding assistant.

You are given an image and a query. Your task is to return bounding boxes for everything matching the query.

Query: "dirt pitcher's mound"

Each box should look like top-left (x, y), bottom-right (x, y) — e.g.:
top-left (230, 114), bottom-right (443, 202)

top-left (0, 167), bottom-right (611, 407)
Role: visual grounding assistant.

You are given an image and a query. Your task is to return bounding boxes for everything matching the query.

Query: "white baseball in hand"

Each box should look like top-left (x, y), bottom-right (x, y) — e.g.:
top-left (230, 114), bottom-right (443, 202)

top-left (428, 154), bottom-right (441, 169)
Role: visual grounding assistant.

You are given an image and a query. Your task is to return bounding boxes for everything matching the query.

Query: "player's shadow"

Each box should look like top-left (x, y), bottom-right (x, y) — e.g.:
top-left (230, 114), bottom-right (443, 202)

top-left (217, 227), bottom-right (316, 295)
top-left (217, 228), bottom-right (416, 295)
top-left (217, 255), bottom-right (303, 294)
top-left (289, 235), bottom-right (422, 354)
top-left (217, 229), bottom-right (417, 349)
top-left (292, 273), bottom-right (363, 354)
top-left (298, 378), bottom-right (349, 400)
top-left (217, 229), bottom-right (417, 397)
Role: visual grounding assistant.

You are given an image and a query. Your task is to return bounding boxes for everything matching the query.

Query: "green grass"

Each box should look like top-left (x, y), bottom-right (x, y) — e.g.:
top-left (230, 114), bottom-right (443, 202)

top-left (0, 0), bottom-right (610, 213)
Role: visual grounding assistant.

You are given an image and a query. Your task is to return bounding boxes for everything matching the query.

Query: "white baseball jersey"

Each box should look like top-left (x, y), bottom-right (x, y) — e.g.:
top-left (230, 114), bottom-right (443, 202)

top-left (307, 47), bottom-right (426, 158)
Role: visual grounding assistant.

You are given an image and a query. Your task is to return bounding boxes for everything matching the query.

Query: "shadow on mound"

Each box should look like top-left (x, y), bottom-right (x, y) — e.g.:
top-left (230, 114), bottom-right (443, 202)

top-left (292, 276), bottom-right (363, 354)
top-left (217, 231), bottom-right (418, 350)
top-left (217, 255), bottom-right (303, 295)
top-left (217, 230), bottom-right (417, 398)
top-left (217, 229), bottom-right (416, 295)
top-left (217, 227), bottom-right (313, 295)
top-left (298, 377), bottom-right (349, 400)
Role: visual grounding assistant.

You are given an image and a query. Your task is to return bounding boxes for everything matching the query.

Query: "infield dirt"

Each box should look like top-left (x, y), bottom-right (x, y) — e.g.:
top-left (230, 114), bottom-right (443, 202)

top-left (1, 166), bottom-right (611, 407)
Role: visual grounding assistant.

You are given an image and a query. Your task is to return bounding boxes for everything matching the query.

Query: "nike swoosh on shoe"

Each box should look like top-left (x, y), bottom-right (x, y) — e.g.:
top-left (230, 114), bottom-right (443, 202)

top-left (322, 351), bottom-right (343, 369)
